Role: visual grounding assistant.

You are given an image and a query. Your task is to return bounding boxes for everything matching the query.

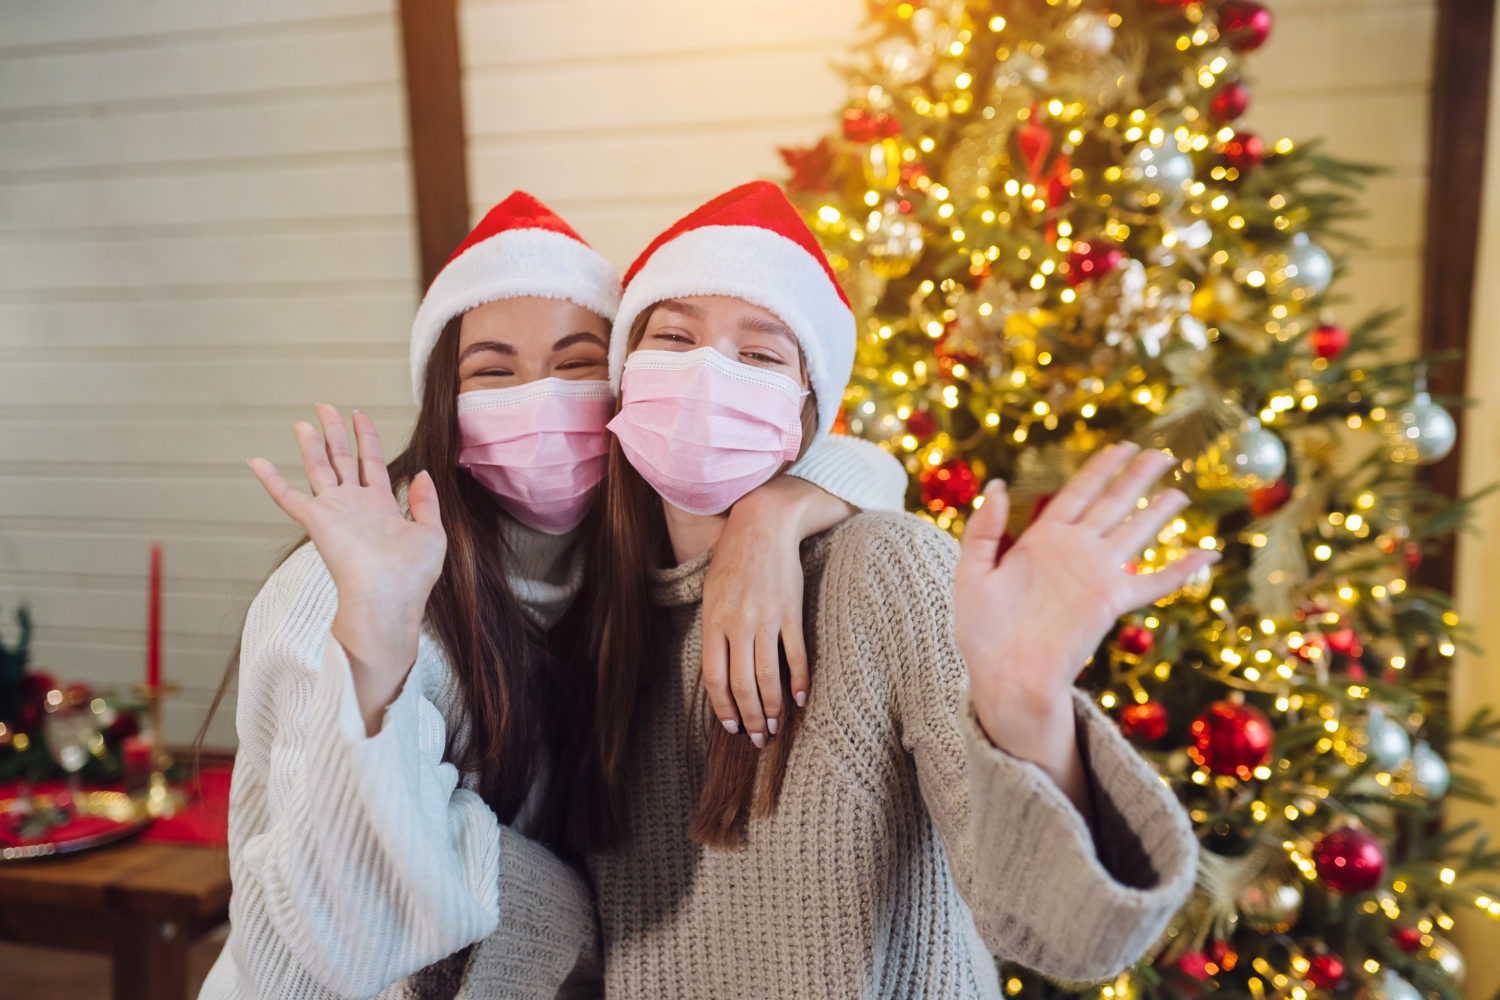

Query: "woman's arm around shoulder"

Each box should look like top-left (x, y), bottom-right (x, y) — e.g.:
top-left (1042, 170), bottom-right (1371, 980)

top-left (818, 505), bottom-right (1200, 983)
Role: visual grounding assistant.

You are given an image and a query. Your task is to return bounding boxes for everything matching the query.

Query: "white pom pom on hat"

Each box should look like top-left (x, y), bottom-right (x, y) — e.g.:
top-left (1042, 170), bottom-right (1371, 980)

top-left (409, 191), bottom-right (621, 404)
top-left (608, 180), bottom-right (857, 442)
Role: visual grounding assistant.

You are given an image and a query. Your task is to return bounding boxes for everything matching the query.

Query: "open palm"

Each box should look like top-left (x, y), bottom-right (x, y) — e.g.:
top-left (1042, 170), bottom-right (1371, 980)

top-left (955, 444), bottom-right (1218, 722)
top-left (248, 404), bottom-right (446, 640)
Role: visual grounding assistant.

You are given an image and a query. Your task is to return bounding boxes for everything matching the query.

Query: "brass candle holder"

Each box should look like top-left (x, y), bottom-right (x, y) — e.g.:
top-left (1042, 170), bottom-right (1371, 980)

top-left (132, 681), bottom-right (187, 818)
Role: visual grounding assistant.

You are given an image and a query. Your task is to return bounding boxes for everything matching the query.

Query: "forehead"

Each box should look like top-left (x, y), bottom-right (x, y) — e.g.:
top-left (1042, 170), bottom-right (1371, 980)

top-left (459, 296), bottom-right (608, 350)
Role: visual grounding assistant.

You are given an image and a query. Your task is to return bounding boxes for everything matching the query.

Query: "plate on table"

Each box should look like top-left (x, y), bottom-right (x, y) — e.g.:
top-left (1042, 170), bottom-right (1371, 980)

top-left (0, 788), bottom-right (153, 860)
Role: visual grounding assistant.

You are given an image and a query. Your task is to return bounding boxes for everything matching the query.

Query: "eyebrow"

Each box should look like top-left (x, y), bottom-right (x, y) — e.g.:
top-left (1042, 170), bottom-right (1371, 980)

top-left (738, 314), bottom-right (797, 343)
top-left (552, 331), bottom-right (607, 351)
top-left (655, 299), bottom-right (705, 321)
top-left (458, 340), bottom-right (515, 361)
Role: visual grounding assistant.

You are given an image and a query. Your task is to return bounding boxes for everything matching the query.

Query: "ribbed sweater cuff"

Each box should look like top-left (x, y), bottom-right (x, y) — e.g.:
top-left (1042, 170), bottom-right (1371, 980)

top-left (961, 692), bottom-right (1197, 983)
top-left (787, 435), bottom-right (909, 511)
top-left (468, 826), bottom-right (601, 993)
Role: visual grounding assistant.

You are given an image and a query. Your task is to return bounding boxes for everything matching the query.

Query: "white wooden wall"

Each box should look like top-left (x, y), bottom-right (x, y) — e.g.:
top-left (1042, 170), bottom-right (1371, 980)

top-left (0, 0), bottom-right (1437, 750)
top-left (0, 0), bottom-right (421, 746)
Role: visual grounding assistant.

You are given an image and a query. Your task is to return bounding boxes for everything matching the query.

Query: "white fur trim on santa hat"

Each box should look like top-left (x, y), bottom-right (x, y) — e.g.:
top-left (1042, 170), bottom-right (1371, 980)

top-left (409, 228), bottom-right (621, 404)
top-left (609, 225), bottom-right (855, 440)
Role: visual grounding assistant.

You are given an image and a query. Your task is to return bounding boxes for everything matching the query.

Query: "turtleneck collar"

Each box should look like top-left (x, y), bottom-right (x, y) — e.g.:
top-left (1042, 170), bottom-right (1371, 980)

top-left (650, 547), bottom-right (713, 608)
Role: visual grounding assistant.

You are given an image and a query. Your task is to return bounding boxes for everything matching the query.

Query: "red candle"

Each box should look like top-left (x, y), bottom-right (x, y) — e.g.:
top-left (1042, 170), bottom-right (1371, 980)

top-left (146, 544), bottom-right (162, 690)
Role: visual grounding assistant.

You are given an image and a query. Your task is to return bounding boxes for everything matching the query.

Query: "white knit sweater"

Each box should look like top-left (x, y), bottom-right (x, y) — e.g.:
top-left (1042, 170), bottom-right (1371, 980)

top-left (199, 436), bottom-right (907, 1000)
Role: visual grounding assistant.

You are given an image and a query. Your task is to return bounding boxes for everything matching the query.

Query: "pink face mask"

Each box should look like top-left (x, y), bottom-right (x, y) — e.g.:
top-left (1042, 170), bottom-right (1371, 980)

top-left (607, 347), bottom-right (806, 516)
top-left (457, 378), bottom-right (614, 534)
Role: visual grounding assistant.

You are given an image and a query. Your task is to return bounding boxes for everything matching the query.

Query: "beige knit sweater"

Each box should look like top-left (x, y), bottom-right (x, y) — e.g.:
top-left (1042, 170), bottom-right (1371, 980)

top-left (586, 512), bottom-right (1199, 999)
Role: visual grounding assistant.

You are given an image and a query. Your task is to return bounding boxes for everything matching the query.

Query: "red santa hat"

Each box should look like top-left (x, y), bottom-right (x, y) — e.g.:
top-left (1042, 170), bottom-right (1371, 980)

top-left (608, 180), bottom-right (856, 441)
top-left (409, 191), bottom-right (621, 404)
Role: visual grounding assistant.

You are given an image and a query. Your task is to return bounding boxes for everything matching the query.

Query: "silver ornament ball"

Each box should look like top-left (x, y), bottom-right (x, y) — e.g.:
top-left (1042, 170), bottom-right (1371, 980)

top-left (1237, 874), bottom-right (1302, 933)
top-left (864, 200), bottom-right (925, 279)
top-left (1411, 740), bottom-right (1451, 799)
top-left (1280, 233), bottom-right (1334, 298)
top-left (1355, 971), bottom-right (1423, 1000)
top-left (1429, 935), bottom-right (1466, 985)
top-left (1125, 138), bottom-right (1195, 204)
top-left (1063, 11), bottom-right (1115, 56)
top-left (1363, 708), bottom-right (1413, 770)
top-left (1226, 419), bottom-right (1287, 487)
top-left (1387, 391), bottom-right (1457, 465)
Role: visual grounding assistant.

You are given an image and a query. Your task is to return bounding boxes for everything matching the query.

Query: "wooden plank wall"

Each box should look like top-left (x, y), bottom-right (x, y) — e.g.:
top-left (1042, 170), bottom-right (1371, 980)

top-left (0, 0), bottom-right (421, 745)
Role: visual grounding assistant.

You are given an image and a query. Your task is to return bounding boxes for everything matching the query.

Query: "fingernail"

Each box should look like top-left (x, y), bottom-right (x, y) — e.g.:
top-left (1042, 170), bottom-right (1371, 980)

top-left (721, 719), bottom-right (739, 735)
top-left (351, 408), bottom-right (362, 414)
top-left (750, 732), bottom-right (766, 749)
top-left (767, 718), bottom-right (779, 736)
top-left (794, 690), bottom-right (808, 708)
top-left (984, 479), bottom-right (1004, 494)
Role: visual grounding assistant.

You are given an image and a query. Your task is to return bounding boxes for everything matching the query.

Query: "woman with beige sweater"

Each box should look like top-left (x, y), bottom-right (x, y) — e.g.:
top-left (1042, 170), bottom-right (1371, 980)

top-left (575, 181), bottom-right (1208, 998)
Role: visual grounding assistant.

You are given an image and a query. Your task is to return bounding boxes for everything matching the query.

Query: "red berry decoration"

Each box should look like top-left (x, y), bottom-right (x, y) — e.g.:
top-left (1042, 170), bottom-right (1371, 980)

top-left (1392, 926), bottom-right (1423, 953)
top-left (1222, 130), bottom-right (1264, 172)
top-left (842, 108), bottom-right (898, 143)
top-left (904, 409), bottom-right (937, 439)
top-left (1065, 240), bottom-right (1125, 285)
top-left (1306, 952), bottom-right (1345, 990)
top-left (1189, 701), bottom-right (1273, 778)
top-left (1209, 81), bottom-right (1252, 123)
top-left (919, 459), bottom-right (980, 512)
top-left (1310, 323), bottom-right (1350, 360)
top-left (1220, 0), bottom-right (1273, 52)
top-left (1121, 700), bottom-right (1169, 742)
top-left (1249, 477), bottom-right (1292, 517)
top-left (1312, 825), bottom-right (1387, 894)
top-left (1118, 624), bottom-right (1155, 655)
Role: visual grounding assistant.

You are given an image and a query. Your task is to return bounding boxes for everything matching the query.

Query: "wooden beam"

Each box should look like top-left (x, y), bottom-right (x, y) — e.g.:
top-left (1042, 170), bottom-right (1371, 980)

top-left (397, 0), bottom-right (471, 290)
top-left (1417, 0), bottom-right (1495, 593)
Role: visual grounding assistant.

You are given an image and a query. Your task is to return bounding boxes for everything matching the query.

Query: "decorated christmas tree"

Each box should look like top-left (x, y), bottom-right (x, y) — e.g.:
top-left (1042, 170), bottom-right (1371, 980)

top-left (779, 2), bottom-right (1500, 999)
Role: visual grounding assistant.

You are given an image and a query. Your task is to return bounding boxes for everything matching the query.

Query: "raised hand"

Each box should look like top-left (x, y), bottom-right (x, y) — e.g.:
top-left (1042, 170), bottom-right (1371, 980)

top-left (954, 443), bottom-right (1218, 807)
top-left (248, 404), bottom-right (446, 734)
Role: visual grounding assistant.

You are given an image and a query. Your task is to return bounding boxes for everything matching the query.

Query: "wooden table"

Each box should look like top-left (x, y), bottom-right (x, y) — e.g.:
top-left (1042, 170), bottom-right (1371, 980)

top-left (0, 838), bottom-right (230, 1000)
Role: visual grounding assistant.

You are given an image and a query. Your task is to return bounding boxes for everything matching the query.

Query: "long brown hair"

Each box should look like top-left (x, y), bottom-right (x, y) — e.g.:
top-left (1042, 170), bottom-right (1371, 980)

top-left (573, 307), bottom-right (816, 850)
top-left (197, 319), bottom-right (575, 842)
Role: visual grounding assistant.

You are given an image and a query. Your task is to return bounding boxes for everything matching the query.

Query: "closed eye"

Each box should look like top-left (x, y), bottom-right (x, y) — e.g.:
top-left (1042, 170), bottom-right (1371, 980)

top-left (556, 358), bottom-right (603, 370)
top-left (650, 330), bottom-right (694, 344)
top-left (473, 367), bottom-right (514, 378)
top-left (742, 350), bottom-right (787, 365)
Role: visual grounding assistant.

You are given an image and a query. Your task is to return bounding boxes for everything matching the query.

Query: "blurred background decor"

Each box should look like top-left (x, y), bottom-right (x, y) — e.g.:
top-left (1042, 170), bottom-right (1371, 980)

top-left (4, 0), bottom-right (1500, 998)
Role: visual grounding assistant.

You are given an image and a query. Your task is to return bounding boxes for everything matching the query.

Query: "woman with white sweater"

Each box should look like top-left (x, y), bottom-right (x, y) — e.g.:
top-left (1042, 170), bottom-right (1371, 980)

top-left (198, 192), bottom-right (906, 1000)
top-left (574, 181), bottom-right (1207, 998)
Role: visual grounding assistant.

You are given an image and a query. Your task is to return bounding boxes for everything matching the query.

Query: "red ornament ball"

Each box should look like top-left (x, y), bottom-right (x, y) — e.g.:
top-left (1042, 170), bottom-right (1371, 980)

top-left (1325, 627), bottom-right (1362, 657)
top-left (1311, 323), bottom-right (1350, 360)
top-left (905, 409), bottom-right (937, 439)
top-left (920, 459), bottom-right (980, 512)
top-left (1312, 826), bottom-right (1387, 894)
top-left (1392, 926), bottom-right (1423, 953)
top-left (1189, 701), bottom-right (1273, 778)
top-left (1175, 952), bottom-right (1213, 981)
top-left (1220, 0), bottom-right (1273, 52)
top-left (1249, 477), bottom-right (1292, 517)
top-left (1210, 81), bottom-right (1252, 123)
top-left (1065, 241), bottom-right (1125, 286)
top-left (1306, 952), bottom-right (1345, 990)
top-left (1222, 130), bottom-right (1264, 172)
top-left (1121, 700), bottom-right (1170, 742)
top-left (1118, 624), bottom-right (1155, 656)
